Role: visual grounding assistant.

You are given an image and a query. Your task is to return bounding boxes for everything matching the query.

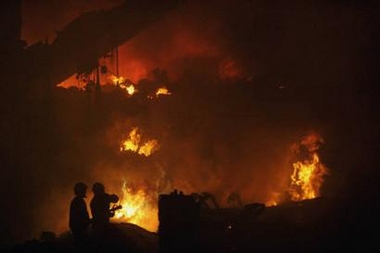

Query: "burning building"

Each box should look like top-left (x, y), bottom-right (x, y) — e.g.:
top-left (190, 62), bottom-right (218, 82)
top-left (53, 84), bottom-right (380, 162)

top-left (0, 1), bottom-right (379, 252)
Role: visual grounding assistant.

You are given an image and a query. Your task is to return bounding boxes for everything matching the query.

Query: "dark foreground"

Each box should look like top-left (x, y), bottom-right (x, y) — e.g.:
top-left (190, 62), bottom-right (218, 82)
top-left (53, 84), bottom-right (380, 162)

top-left (3, 197), bottom-right (379, 253)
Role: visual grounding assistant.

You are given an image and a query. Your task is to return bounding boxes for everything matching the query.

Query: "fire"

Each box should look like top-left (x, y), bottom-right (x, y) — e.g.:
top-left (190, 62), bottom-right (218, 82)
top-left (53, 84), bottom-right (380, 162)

top-left (147, 86), bottom-right (172, 99)
top-left (114, 180), bottom-right (158, 232)
top-left (109, 75), bottom-right (137, 95)
top-left (156, 87), bottom-right (171, 96)
top-left (288, 133), bottom-right (329, 201)
top-left (120, 127), bottom-right (159, 156)
top-left (110, 75), bottom-right (126, 85)
top-left (138, 140), bottom-right (159, 157)
top-left (123, 84), bottom-right (136, 96)
top-left (120, 127), bottom-right (140, 152)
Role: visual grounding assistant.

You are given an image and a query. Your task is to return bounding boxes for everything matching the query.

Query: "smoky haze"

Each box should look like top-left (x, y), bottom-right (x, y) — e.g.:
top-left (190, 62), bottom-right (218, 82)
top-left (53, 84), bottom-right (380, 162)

top-left (0, 0), bottom-right (378, 245)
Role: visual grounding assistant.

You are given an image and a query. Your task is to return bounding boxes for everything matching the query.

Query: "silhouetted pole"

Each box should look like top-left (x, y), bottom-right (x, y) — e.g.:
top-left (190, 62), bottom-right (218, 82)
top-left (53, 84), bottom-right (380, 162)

top-left (116, 46), bottom-right (119, 85)
top-left (95, 63), bottom-right (101, 102)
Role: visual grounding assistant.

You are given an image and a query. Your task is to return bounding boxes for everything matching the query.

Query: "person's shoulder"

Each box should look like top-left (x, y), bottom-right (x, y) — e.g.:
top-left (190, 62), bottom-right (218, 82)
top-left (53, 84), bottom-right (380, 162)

top-left (70, 196), bottom-right (82, 206)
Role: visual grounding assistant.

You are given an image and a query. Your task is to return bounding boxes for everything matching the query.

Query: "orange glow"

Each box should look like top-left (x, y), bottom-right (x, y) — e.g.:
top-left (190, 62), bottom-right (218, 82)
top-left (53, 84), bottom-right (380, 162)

top-left (123, 84), bottom-right (137, 95)
top-left (114, 180), bottom-right (158, 232)
top-left (156, 87), bottom-right (171, 96)
top-left (265, 192), bottom-right (280, 206)
top-left (109, 75), bottom-right (137, 95)
top-left (120, 127), bottom-right (159, 156)
top-left (138, 140), bottom-right (159, 157)
top-left (148, 87), bottom-right (172, 99)
top-left (288, 133), bottom-right (329, 201)
top-left (120, 127), bottom-right (140, 152)
top-left (57, 74), bottom-right (87, 90)
top-left (110, 75), bottom-right (126, 85)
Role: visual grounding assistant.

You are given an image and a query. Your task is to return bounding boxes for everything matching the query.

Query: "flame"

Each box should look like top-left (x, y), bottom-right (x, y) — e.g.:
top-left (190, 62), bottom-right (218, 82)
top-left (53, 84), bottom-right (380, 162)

top-left (123, 84), bottom-right (136, 96)
top-left (110, 75), bottom-right (126, 85)
top-left (109, 75), bottom-right (137, 95)
top-left (147, 87), bottom-right (172, 99)
top-left (288, 133), bottom-right (329, 201)
top-left (120, 127), bottom-right (159, 156)
top-left (138, 139), bottom-right (159, 157)
top-left (114, 181), bottom-right (158, 232)
top-left (156, 87), bottom-right (171, 96)
top-left (120, 127), bottom-right (140, 152)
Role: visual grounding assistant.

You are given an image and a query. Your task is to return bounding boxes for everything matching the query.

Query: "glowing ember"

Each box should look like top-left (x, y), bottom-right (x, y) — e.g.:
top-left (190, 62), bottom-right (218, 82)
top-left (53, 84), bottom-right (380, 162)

top-left (120, 127), bottom-right (159, 156)
top-left (114, 180), bottom-right (158, 232)
top-left (288, 133), bottom-right (329, 201)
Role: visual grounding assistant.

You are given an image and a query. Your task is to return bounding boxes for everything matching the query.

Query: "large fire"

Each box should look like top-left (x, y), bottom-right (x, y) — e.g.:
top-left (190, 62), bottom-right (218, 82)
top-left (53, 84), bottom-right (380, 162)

top-left (288, 133), bottom-right (329, 201)
top-left (111, 132), bottom-right (329, 231)
top-left (114, 180), bottom-right (158, 232)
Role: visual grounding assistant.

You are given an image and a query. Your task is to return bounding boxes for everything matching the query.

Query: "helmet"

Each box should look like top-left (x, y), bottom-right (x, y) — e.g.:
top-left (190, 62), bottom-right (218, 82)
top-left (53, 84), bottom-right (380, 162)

top-left (92, 182), bottom-right (105, 195)
top-left (74, 182), bottom-right (87, 197)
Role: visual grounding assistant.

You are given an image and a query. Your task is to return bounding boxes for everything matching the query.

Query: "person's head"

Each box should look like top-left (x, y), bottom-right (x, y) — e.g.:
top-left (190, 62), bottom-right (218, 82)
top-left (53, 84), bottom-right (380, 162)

top-left (74, 182), bottom-right (87, 198)
top-left (92, 182), bottom-right (105, 195)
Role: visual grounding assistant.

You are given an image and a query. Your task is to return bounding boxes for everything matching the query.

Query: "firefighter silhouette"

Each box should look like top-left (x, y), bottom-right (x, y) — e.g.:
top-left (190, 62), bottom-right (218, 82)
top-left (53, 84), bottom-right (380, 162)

top-left (69, 182), bottom-right (91, 242)
top-left (90, 182), bottom-right (120, 234)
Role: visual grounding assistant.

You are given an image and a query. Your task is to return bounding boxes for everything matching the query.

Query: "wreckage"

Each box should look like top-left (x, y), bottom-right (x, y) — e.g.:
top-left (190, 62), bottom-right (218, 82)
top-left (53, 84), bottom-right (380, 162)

top-left (158, 192), bottom-right (336, 253)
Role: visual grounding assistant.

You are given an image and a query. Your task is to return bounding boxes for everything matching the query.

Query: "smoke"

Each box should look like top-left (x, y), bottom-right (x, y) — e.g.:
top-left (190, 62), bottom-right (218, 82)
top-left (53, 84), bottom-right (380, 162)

top-left (21, 0), bottom-right (124, 45)
top-left (2, 0), bottom-right (378, 245)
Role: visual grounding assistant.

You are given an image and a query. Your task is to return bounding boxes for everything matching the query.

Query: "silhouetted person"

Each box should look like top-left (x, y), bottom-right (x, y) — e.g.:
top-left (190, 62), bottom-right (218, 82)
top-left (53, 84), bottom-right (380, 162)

top-left (90, 182), bottom-right (119, 235)
top-left (69, 182), bottom-right (90, 242)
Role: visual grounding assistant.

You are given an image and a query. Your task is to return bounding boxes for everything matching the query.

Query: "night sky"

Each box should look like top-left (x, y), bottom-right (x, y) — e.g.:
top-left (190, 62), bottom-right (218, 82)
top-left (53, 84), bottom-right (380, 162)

top-left (1, 0), bottom-right (379, 245)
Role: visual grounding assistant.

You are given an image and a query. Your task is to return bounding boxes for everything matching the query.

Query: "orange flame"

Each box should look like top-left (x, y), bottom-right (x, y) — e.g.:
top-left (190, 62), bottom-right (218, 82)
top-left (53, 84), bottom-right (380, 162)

top-left (288, 133), bottom-right (329, 201)
top-left (109, 75), bottom-right (137, 95)
top-left (147, 86), bottom-right (172, 100)
top-left (120, 127), bottom-right (140, 152)
top-left (120, 127), bottom-right (159, 156)
top-left (114, 180), bottom-right (158, 232)
top-left (138, 140), bottom-right (159, 157)
top-left (110, 75), bottom-right (126, 85)
top-left (156, 87), bottom-right (171, 96)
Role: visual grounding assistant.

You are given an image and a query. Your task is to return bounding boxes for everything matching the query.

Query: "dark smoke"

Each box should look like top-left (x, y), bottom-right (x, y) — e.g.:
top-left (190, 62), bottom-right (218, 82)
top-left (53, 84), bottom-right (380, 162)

top-left (1, 0), bottom-right (378, 245)
top-left (21, 0), bottom-right (124, 45)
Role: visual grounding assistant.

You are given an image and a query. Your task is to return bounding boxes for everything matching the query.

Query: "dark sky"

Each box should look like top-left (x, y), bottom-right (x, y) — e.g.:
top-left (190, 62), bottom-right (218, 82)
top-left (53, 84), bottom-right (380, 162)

top-left (1, 0), bottom-right (379, 245)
